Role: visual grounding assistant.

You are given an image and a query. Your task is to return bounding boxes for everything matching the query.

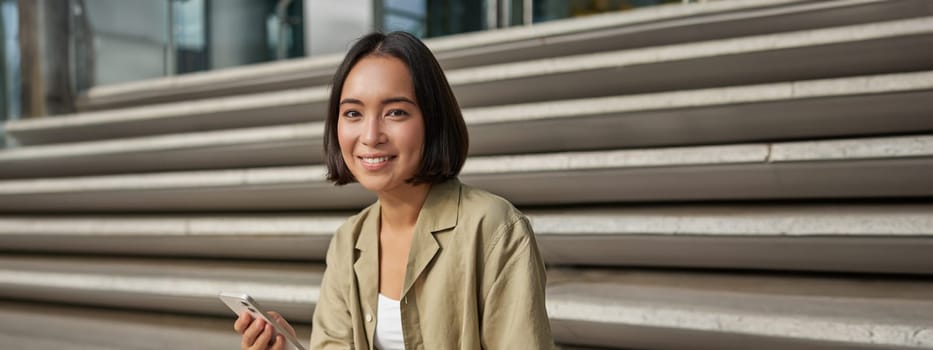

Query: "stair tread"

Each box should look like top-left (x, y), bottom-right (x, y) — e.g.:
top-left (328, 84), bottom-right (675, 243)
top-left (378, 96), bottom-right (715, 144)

top-left (78, 0), bottom-right (929, 112)
top-left (4, 70), bottom-right (933, 178)
top-left (78, 0), bottom-right (834, 110)
top-left (9, 16), bottom-right (933, 145)
top-left (548, 268), bottom-right (933, 348)
top-left (1, 205), bottom-right (931, 273)
top-left (0, 135), bottom-right (930, 211)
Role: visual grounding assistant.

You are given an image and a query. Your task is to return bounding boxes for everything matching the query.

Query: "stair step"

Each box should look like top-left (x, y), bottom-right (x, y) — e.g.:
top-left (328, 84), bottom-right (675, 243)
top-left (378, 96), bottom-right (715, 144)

top-left (0, 300), bottom-right (281, 350)
top-left (448, 17), bottom-right (933, 108)
top-left (1, 204), bottom-right (931, 274)
top-left (547, 268), bottom-right (933, 349)
top-left (6, 87), bottom-right (328, 146)
top-left (531, 204), bottom-right (933, 274)
top-left (2, 258), bottom-right (930, 349)
top-left (4, 70), bottom-right (933, 178)
top-left (79, 0), bottom-right (906, 111)
top-left (0, 122), bottom-right (324, 178)
top-left (0, 135), bottom-right (930, 211)
top-left (434, 0), bottom-right (932, 71)
top-left (8, 16), bottom-right (933, 145)
top-left (0, 299), bottom-right (617, 350)
top-left (0, 214), bottom-right (342, 260)
top-left (0, 255), bottom-right (319, 322)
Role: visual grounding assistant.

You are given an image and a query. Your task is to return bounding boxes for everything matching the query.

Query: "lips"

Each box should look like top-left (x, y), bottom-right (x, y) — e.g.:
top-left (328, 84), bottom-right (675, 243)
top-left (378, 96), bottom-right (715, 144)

top-left (357, 154), bottom-right (396, 170)
top-left (361, 156), bottom-right (392, 164)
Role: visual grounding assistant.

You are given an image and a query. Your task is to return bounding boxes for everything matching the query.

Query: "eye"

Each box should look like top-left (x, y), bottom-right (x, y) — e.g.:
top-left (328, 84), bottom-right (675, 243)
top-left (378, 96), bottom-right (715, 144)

top-left (342, 110), bottom-right (362, 119)
top-left (386, 109), bottom-right (409, 118)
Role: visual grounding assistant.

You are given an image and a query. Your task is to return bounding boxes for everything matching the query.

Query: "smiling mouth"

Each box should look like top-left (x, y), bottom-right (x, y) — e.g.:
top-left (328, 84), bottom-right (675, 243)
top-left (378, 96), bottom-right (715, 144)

top-left (359, 155), bottom-right (396, 166)
top-left (360, 156), bottom-right (392, 164)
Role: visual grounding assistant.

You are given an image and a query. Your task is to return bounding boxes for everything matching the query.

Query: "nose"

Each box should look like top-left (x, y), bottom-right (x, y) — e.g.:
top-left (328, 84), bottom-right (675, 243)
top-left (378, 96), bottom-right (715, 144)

top-left (361, 115), bottom-right (385, 146)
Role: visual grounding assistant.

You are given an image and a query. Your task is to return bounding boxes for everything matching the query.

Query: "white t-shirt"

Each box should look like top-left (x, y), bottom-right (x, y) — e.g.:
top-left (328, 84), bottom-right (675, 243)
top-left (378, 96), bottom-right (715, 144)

top-left (374, 293), bottom-right (405, 350)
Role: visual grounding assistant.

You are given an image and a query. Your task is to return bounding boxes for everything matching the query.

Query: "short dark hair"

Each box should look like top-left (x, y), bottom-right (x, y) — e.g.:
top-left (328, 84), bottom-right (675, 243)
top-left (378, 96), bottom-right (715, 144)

top-left (324, 31), bottom-right (469, 186)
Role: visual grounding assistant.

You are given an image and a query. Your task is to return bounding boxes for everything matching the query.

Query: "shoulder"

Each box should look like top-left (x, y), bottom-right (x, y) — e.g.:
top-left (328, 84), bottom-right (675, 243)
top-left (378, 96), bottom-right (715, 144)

top-left (458, 183), bottom-right (533, 250)
top-left (330, 202), bottom-right (377, 249)
top-left (338, 202), bottom-right (376, 232)
top-left (459, 183), bottom-right (525, 225)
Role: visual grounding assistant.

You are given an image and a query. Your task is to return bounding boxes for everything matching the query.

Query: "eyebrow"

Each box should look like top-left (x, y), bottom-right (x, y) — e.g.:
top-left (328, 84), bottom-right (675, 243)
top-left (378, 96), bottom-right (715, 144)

top-left (383, 97), bottom-right (417, 105)
top-left (339, 96), bottom-right (417, 106)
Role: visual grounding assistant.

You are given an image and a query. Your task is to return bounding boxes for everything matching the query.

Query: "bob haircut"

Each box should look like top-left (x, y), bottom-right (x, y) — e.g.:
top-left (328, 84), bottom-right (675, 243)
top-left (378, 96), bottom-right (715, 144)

top-left (324, 31), bottom-right (469, 186)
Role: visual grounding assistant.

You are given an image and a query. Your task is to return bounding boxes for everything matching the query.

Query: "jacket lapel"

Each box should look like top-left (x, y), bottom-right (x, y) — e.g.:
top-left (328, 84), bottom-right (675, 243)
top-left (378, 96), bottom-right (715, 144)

top-left (353, 205), bottom-right (380, 347)
top-left (401, 179), bottom-right (461, 298)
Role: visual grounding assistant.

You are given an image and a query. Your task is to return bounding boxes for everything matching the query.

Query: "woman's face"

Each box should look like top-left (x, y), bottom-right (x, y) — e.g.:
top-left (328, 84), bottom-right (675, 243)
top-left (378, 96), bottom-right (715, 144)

top-left (337, 55), bottom-right (425, 195)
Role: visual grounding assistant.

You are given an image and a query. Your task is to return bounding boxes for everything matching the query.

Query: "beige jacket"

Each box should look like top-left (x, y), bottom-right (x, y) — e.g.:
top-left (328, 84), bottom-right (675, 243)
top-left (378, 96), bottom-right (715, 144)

top-left (309, 179), bottom-right (553, 349)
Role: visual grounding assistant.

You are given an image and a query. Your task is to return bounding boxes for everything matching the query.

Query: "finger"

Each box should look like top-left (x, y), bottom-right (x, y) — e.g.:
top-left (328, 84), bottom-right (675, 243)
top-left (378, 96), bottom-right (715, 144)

top-left (271, 334), bottom-right (286, 350)
top-left (234, 311), bottom-right (253, 333)
top-left (254, 323), bottom-right (275, 350)
top-left (241, 318), bottom-right (265, 349)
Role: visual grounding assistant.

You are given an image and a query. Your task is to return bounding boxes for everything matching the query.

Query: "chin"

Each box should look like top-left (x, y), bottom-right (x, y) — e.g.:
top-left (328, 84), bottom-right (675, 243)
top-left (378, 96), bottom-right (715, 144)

top-left (356, 177), bottom-right (393, 192)
top-left (356, 176), bottom-right (416, 194)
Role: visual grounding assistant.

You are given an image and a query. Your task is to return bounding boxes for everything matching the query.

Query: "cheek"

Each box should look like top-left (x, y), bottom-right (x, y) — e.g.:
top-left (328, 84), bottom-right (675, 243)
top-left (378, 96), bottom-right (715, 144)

top-left (336, 122), bottom-right (353, 155)
top-left (406, 120), bottom-right (426, 159)
top-left (335, 124), bottom-right (358, 169)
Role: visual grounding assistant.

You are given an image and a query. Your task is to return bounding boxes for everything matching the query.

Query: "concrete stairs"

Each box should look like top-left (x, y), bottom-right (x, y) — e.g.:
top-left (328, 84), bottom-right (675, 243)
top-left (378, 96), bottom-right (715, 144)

top-left (2, 0), bottom-right (932, 349)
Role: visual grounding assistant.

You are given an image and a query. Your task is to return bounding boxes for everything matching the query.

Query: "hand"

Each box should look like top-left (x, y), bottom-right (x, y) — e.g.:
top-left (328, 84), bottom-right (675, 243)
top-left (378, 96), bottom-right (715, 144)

top-left (234, 311), bottom-right (298, 350)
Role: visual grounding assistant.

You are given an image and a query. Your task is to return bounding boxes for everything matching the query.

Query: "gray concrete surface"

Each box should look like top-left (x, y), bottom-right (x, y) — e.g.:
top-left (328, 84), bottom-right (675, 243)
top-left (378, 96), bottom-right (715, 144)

top-left (547, 268), bottom-right (933, 349)
top-left (0, 135), bottom-right (930, 211)
top-left (2, 262), bottom-right (932, 349)
top-left (8, 16), bottom-right (933, 145)
top-left (0, 301), bottom-right (307, 350)
top-left (5, 87), bottom-right (328, 145)
top-left (1, 204), bottom-right (931, 273)
top-left (0, 122), bottom-right (323, 178)
top-left (447, 16), bottom-right (933, 107)
top-left (4, 70), bottom-right (933, 178)
top-left (0, 255), bottom-right (320, 322)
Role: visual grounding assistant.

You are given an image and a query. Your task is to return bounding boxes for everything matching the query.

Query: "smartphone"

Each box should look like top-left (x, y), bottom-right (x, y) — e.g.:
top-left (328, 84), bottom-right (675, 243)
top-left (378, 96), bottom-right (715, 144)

top-left (219, 292), bottom-right (307, 350)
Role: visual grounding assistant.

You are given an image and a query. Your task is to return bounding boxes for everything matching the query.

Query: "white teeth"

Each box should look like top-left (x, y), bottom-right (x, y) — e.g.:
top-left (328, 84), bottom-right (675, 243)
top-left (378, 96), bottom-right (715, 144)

top-left (361, 156), bottom-right (390, 164)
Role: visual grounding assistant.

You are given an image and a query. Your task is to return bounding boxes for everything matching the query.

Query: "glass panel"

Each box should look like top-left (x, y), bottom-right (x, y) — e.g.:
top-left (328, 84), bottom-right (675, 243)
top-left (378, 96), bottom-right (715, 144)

top-left (306, 0), bottom-right (370, 56)
top-left (1, 0), bottom-right (20, 125)
top-left (509, 0), bottom-right (525, 27)
top-left (266, 0), bottom-right (304, 60)
top-left (77, 0), bottom-right (306, 87)
top-left (424, 0), bottom-right (484, 38)
top-left (533, 0), bottom-right (678, 23)
top-left (380, 0), bottom-right (490, 38)
top-left (384, 0), bottom-right (426, 37)
top-left (173, 0), bottom-right (208, 74)
top-left (208, 0), bottom-right (274, 69)
top-left (84, 0), bottom-right (170, 85)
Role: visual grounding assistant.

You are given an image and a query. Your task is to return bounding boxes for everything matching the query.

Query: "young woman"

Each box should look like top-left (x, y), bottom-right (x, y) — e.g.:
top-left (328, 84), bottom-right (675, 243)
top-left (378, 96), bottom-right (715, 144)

top-left (234, 31), bottom-right (553, 350)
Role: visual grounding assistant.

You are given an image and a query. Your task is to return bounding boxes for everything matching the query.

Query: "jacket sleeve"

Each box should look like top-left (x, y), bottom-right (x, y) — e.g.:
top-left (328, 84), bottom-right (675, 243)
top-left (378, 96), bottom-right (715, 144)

top-left (309, 232), bottom-right (354, 349)
top-left (481, 216), bottom-right (554, 350)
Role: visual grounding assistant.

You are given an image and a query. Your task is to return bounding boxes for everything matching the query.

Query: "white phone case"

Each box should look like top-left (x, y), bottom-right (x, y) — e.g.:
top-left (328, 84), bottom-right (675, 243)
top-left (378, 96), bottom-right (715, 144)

top-left (219, 292), bottom-right (307, 350)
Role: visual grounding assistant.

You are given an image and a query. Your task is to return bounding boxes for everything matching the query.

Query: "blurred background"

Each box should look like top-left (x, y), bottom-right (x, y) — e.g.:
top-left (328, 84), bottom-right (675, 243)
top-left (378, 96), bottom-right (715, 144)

top-left (1, 0), bottom-right (933, 349)
top-left (1, 0), bottom-right (679, 125)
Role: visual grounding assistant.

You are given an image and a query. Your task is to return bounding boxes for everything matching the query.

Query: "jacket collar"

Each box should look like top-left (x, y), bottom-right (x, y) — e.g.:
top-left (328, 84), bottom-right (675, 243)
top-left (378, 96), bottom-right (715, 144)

top-left (412, 178), bottom-right (461, 234)
top-left (402, 178), bottom-right (460, 295)
top-left (352, 179), bottom-right (462, 318)
top-left (352, 203), bottom-right (380, 348)
top-left (352, 178), bottom-right (461, 250)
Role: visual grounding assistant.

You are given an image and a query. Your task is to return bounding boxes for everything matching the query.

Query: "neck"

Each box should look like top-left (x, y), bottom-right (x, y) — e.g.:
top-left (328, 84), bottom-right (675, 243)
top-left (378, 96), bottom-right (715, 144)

top-left (378, 182), bottom-right (431, 233)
